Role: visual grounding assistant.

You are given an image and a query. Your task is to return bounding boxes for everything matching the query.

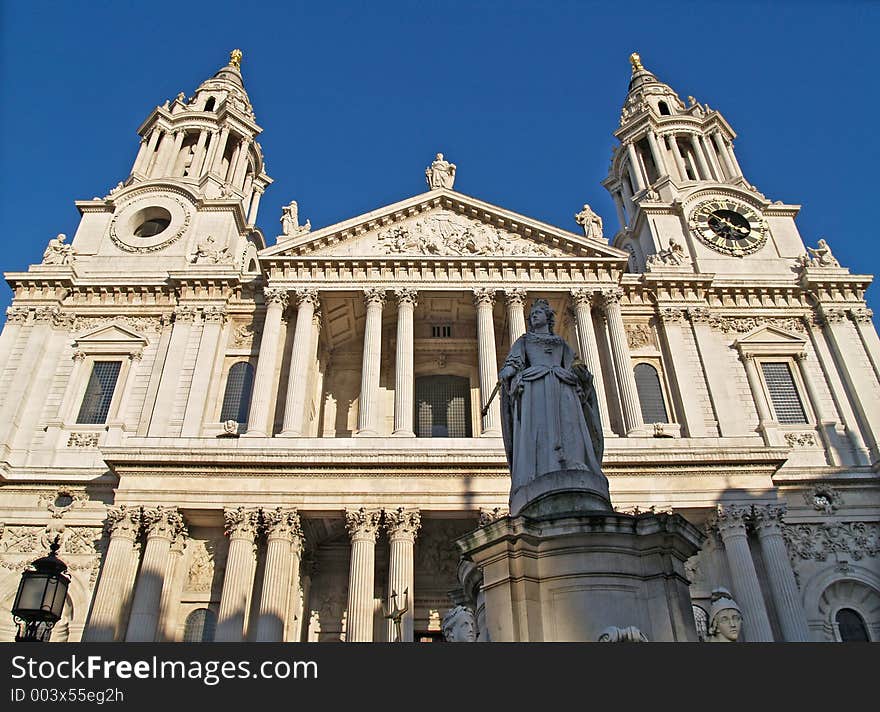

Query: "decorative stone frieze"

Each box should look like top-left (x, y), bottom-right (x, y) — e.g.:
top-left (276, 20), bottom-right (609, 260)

top-left (173, 305), bottom-right (199, 323)
top-left (783, 522), bottom-right (879, 562)
top-left (5, 306), bottom-right (29, 324)
top-left (231, 322), bottom-right (256, 347)
top-left (785, 432), bottom-right (817, 448)
top-left (67, 432), bottom-right (100, 448)
top-left (802, 484), bottom-right (842, 514)
top-left (849, 307), bottom-right (874, 324)
top-left (657, 307), bottom-right (686, 323)
top-left (37, 487), bottom-right (88, 518)
top-left (202, 305), bottom-right (228, 323)
top-left (626, 323), bottom-right (655, 349)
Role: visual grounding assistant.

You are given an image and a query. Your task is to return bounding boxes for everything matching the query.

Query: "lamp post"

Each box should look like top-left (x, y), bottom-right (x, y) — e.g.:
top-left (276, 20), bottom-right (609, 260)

top-left (12, 537), bottom-right (70, 642)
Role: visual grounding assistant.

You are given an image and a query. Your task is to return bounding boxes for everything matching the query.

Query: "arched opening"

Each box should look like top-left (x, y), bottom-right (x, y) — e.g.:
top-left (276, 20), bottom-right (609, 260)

top-left (658, 100), bottom-right (671, 116)
top-left (220, 362), bottom-right (255, 422)
top-left (634, 363), bottom-right (668, 424)
top-left (183, 608), bottom-right (217, 642)
top-left (204, 97), bottom-right (216, 112)
top-left (414, 375), bottom-right (472, 437)
top-left (836, 608), bottom-right (870, 642)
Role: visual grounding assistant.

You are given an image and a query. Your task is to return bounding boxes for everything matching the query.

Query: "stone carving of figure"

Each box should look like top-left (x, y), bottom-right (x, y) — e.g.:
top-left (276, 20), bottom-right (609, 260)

top-left (597, 625), bottom-right (649, 642)
top-left (191, 234), bottom-right (230, 264)
top-left (441, 605), bottom-right (476, 642)
top-left (498, 299), bottom-right (605, 496)
top-left (706, 587), bottom-right (742, 643)
top-left (425, 153), bottom-right (456, 190)
top-left (575, 204), bottom-right (604, 241)
top-left (42, 233), bottom-right (75, 265)
top-left (280, 200), bottom-right (311, 237)
top-left (804, 238), bottom-right (840, 268)
top-left (645, 236), bottom-right (689, 271)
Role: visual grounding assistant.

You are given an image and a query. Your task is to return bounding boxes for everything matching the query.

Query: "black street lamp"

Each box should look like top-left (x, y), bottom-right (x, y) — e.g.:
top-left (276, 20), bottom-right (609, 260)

top-left (12, 537), bottom-right (70, 642)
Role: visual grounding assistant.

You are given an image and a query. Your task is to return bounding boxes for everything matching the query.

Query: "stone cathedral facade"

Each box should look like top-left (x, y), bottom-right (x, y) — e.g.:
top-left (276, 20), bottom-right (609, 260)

top-left (0, 51), bottom-right (877, 643)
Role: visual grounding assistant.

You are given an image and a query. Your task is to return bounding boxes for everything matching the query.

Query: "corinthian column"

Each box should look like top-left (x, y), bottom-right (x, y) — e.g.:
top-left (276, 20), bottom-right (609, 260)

top-left (384, 508), bottom-right (421, 642)
top-left (570, 289), bottom-right (612, 435)
top-left (714, 505), bottom-right (774, 642)
top-left (256, 508), bottom-right (303, 642)
top-left (393, 289), bottom-right (418, 437)
top-left (752, 505), bottom-right (810, 641)
top-left (474, 289), bottom-right (501, 436)
top-left (357, 289), bottom-right (386, 435)
top-left (245, 288), bottom-right (289, 437)
top-left (281, 289), bottom-right (321, 436)
top-left (83, 506), bottom-right (142, 641)
top-left (126, 507), bottom-right (186, 641)
top-left (345, 508), bottom-right (381, 642)
top-left (504, 289), bottom-right (527, 344)
top-left (598, 288), bottom-right (644, 434)
top-left (215, 507), bottom-right (261, 642)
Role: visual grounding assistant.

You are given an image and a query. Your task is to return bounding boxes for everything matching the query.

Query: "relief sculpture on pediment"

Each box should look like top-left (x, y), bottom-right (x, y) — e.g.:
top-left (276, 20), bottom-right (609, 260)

top-left (377, 210), bottom-right (564, 257)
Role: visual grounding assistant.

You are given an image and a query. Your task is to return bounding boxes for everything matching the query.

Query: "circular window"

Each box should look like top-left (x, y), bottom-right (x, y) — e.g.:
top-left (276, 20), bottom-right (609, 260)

top-left (132, 207), bottom-right (172, 238)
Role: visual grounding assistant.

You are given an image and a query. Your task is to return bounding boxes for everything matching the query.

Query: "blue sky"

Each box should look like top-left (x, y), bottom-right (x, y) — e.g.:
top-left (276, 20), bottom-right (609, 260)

top-left (1, 0), bottom-right (878, 313)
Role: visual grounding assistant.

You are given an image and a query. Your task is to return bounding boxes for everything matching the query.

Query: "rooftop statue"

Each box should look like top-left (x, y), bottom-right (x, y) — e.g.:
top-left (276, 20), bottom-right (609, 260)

top-left (42, 233), bottom-right (75, 265)
top-left (498, 299), bottom-right (605, 510)
top-left (280, 200), bottom-right (311, 237)
top-left (574, 204), bottom-right (604, 241)
top-left (425, 153), bottom-right (456, 190)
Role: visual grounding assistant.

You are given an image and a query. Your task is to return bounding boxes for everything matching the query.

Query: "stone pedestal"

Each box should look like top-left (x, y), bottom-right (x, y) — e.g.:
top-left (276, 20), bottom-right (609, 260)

top-left (457, 505), bottom-right (703, 642)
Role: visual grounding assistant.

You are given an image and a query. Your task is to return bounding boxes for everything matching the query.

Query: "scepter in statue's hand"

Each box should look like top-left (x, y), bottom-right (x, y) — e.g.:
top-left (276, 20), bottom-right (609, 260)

top-left (481, 381), bottom-right (501, 418)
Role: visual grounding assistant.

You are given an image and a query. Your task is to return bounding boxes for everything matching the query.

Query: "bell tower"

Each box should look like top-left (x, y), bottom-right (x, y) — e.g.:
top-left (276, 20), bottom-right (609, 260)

top-left (66, 49), bottom-right (271, 275)
top-left (602, 53), bottom-right (808, 276)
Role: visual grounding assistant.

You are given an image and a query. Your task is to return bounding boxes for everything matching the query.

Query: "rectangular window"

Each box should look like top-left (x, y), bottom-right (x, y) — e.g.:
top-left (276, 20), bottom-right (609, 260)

top-left (431, 325), bottom-right (452, 338)
top-left (76, 361), bottom-right (122, 424)
top-left (761, 361), bottom-right (807, 424)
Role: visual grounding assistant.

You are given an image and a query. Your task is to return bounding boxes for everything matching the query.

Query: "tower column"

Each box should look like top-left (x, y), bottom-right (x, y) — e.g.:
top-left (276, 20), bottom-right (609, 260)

top-left (131, 137), bottom-right (149, 175)
top-left (211, 127), bottom-right (231, 174)
top-left (619, 178), bottom-right (634, 222)
top-left (393, 288), bottom-right (417, 437)
top-left (752, 505), bottom-right (810, 642)
top-left (135, 128), bottom-right (161, 176)
top-left (190, 129), bottom-right (210, 176)
top-left (256, 508), bottom-right (303, 642)
top-left (666, 134), bottom-right (688, 181)
top-left (646, 130), bottom-right (668, 177)
top-left (690, 134), bottom-right (712, 180)
top-left (599, 288), bottom-right (643, 434)
top-left (232, 137), bottom-right (252, 186)
top-left (384, 508), bottom-right (421, 642)
top-left (162, 130), bottom-right (186, 176)
top-left (280, 289), bottom-right (320, 436)
top-left (247, 185), bottom-right (264, 225)
top-left (245, 288), bottom-right (289, 437)
top-left (215, 507), bottom-right (261, 642)
top-left (722, 136), bottom-right (743, 177)
top-left (357, 289), bottom-right (386, 435)
top-left (474, 289), bottom-right (501, 436)
top-left (612, 191), bottom-right (627, 228)
top-left (699, 134), bottom-right (723, 180)
top-left (626, 143), bottom-right (646, 190)
top-left (126, 507), bottom-right (186, 642)
top-left (711, 132), bottom-right (735, 179)
top-left (571, 289), bottom-right (612, 436)
top-left (714, 505), bottom-right (774, 642)
top-left (83, 506), bottom-right (142, 642)
top-left (345, 508), bottom-right (381, 642)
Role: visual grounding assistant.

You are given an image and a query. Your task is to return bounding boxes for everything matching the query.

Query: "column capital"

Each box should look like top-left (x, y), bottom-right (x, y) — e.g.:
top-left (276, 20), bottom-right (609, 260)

top-left (363, 288), bottom-right (387, 308)
top-left (752, 504), bottom-right (786, 536)
top-left (142, 506), bottom-right (186, 540)
top-left (658, 307), bottom-right (686, 323)
top-left (202, 305), bottom-right (228, 324)
top-left (713, 504), bottom-right (750, 537)
top-left (384, 507), bottom-right (421, 541)
top-left (394, 288), bottom-right (418, 308)
top-left (105, 505), bottom-right (141, 541)
top-left (262, 506), bottom-right (303, 545)
top-left (345, 507), bottom-right (382, 541)
top-left (173, 305), bottom-right (199, 323)
top-left (224, 507), bottom-right (261, 541)
top-left (569, 288), bottom-right (594, 308)
top-left (293, 288), bottom-right (320, 309)
top-left (263, 287), bottom-right (290, 309)
top-left (5, 306), bottom-right (29, 324)
top-left (473, 288), bottom-right (496, 308)
top-left (597, 287), bottom-right (624, 307)
top-left (504, 288), bottom-right (528, 307)
top-left (72, 350), bottom-right (87, 362)
top-left (850, 307), bottom-right (874, 324)
top-left (686, 306), bottom-right (712, 323)
top-left (793, 351), bottom-right (808, 362)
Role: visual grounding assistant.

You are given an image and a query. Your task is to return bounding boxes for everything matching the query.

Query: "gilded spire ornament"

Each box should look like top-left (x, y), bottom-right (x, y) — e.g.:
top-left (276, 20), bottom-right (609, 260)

top-left (629, 52), bottom-right (643, 72)
top-left (229, 48), bottom-right (243, 68)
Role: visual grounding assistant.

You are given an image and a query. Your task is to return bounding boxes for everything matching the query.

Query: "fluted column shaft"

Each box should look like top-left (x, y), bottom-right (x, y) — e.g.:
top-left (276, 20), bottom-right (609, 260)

top-left (753, 506), bottom-right (810, 641)
top-left (256, 508), bottom-right (303, 642)
top-left (357, 289), bottom-right (385, 435)
top-left (667, 134), bottom-right (688, 181)
top-left (690, 135), bottom-right (711, 180)
top-left (571, 289), bottom-right (612, 435)
top-left (84, 506), bottom-right (141, 642)
top-left (715, 506), bottom-right (774, 641)
top-left (157, 534), bottom-right (186, 641)
top-left (215, 508), bottom-right (261, 642)
top-left (504, 289), bottom-right (527, 345)
top-left (245, 289), bottom-right (288, 436)
top-left (711, 132), bottom-right (735, 179)
top-left (626, 143), bottom-right (646, 190)
top-left (281, 290), bottom-right (320, 435)
top-left (599, 289), bottom-right (643, 434)
top-left (474, 289), bottom-right (501, 436)
top-left (345, 508), bottom-right (381, 642)
top-left (385, 508), bottom-right (421, 642)
top-left (393, 289), bottom-right (417, 436)
top-left (646, 130), bottom-right (667, 177)
top-left (126, 507), bottom-right (186, 641)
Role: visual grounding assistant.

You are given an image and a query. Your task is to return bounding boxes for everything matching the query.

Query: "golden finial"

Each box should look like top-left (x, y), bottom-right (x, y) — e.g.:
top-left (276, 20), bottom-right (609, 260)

top-left (229, 49), bottom-right (243, 69)
top-left (629, 52), bottom-right (643, 72)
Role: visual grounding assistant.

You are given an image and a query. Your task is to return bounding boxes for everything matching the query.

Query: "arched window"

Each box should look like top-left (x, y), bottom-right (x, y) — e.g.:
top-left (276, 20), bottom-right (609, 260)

top-left (658, 100), bottom-right (671, 116)
top-left (836, 608), bottom-right (870, 642)
top-left (415, 375), bottom-right (472, 437)
top-left (183, 608), bottom-right (217, 642)
top-left (634, 363), bottom-right (668, 424)
top-left (204, 97), bottom-right (216, 112)
top-left (220, 362), bottom-right (255, 422)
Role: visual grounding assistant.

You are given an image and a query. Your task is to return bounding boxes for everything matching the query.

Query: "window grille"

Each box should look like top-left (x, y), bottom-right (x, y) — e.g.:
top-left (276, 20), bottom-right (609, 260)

top-left (760, 362), bottom-right (807, 424)
top-left (183, 608), bottom-right (217, 643)
top-left (634, 363), bottom-right (668, 424)
top-left (431, 325), bottom-right (452, 338)
top-left (415, 375), bottom-right (472, 437)
top-left (220, 362), bottom-right (255, 422)
top-left (76, 361), bottom-right (122, 424)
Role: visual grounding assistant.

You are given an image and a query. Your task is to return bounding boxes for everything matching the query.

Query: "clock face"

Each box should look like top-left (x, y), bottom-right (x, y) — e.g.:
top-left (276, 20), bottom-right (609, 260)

top-left (689, 199), bottom-right (767, 256)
